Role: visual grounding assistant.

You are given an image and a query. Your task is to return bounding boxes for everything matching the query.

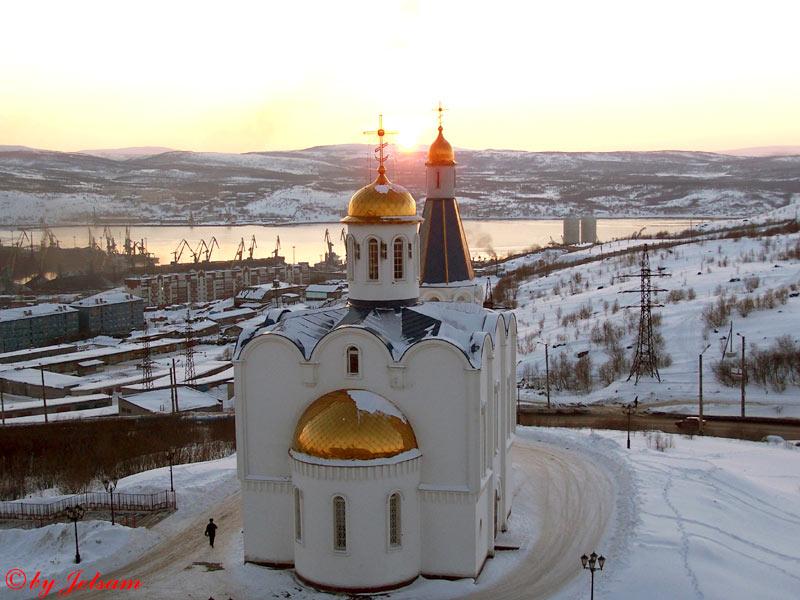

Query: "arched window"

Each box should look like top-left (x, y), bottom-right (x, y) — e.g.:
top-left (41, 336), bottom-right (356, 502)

top-left (346, 235), bottom-right (355, 281)
top-left (436, 170), bottom-right (440, 189)
top-left (294, 488), bottom-right (303, 542)
top-left (388, 493), bottom-right (401, 547)
top-left (346, 346), bottom-right (360, 376)
top-left (393, 238), bottom-right (404, 280)
top-left (333, 496), bottom-right (347, 551)
top-left (368, 238), bottom-right (379, 280)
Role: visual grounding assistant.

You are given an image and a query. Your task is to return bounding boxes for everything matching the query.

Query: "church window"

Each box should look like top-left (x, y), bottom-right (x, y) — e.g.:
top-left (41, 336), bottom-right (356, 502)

top-left (388, 493), bottom-right (401, 547)
top-left (294, 488), bottom-right (303, 542)
top-left (333, 496), bottom-right (347, 551)
top-left (346, 346), bottom-right (360, 376)
top-left (368, 238), bottom-right (379, 280)
top-left (346, 235), bottom-right (355, 281)
top-left (393, 238), bottom-right (404, 280)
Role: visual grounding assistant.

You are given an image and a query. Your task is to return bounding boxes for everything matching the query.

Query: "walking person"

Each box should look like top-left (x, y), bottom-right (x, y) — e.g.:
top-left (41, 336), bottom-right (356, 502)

top-left (204, 518), bottom-right (218, 548)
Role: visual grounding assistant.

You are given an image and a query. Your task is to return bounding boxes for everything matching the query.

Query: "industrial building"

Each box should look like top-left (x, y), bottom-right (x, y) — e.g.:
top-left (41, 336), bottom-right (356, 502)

top-left (70, 291), bottom-right (144, 337)
top-left (0, 304), bottom-right (79, 352)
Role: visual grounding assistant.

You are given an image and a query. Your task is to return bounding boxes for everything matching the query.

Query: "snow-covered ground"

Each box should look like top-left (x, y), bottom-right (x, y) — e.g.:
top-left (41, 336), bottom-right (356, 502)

top-left (514, 222), bottom-right (800, 416)
top-left (2, 429), bottom-right (798, 599)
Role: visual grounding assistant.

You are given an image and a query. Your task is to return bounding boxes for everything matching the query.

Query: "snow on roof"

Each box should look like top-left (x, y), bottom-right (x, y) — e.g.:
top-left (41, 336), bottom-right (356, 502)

top-left (122, 387), bottom-right (220, 413)
top-left (237, 302), bottom-right (514, 368)
top-left (70, 291), bottom-right (142, 307)
top-left (0, 344), bottom-right (76, 361)
top-left (71, 367), bottom-right (171, 393)
top-left (1, 393), bottom-right (111, 411)
top-left (190, 366), bottom-right (234, 386)
top-left (289, 448), bottom-right (420, 467)
top-left (77, 359), bottom-right (105, 367)
top-left (0, 368), bottom-right (84, 387)
top-left (0, 303), bottom-right (77, 322)
top-left (4, 405), bottom-right (119, 423)
top-left (236, 282), bottom-right (299, 300)
top-left (207, 308), bottom-right (256, 322)
top-left (305, 284), bottom-right (342, 293)
top-left (123, 360), bottom-right (231, 391)
top-left (347, 389), bottom-right (405, 420)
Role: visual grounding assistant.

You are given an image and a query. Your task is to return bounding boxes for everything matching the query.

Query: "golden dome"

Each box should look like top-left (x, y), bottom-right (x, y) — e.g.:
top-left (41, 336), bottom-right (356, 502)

top-left (427, 126), bottom-right (455, 166)
top-left (343, 170), bottom-right (417, 223)
top-left (292, 389), bottom-right (418, 460)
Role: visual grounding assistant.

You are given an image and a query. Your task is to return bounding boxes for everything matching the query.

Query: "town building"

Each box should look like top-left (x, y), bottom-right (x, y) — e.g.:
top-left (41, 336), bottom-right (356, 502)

top-left (234, 120), bottom-right (516, 592)
top-left (70, 291), bottom-right (144, 337)
top-left (0, 304), bottom-right (79, 352)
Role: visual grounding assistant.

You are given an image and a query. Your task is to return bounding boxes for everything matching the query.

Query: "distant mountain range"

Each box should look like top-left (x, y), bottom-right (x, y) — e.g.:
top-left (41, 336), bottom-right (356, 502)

top-left (0, 144), bottom-right (798, 226)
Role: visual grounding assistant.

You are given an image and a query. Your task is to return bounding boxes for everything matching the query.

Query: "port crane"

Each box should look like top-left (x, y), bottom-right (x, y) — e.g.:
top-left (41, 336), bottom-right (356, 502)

top-left (272, 235), bottom-right (281, 259)
top-left (172, 239), bottom-right (191, 264)
top-left (233, 237), bottom-right (245, 262)
top-left (247, 235), bottom-right (257, 260)
top-left (204, 236), bottom-right (219, 262)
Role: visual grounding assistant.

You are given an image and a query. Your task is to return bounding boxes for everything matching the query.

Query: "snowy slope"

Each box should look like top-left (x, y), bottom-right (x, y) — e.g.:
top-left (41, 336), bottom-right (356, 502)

top-left (513, 217), bottom-right (800, 415)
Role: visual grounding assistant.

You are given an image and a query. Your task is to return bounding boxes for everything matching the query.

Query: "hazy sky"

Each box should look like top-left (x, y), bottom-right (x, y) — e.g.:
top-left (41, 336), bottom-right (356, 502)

top-left (2, 0), bottom-right (798, 153)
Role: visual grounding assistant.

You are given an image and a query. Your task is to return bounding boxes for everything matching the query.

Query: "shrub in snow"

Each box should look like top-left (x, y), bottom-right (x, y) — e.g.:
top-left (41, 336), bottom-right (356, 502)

top-left (645, 431), bottom-right (674, 452)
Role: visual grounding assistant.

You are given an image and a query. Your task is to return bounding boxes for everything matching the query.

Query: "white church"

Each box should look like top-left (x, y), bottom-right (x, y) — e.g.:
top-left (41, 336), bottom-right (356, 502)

top-left (234, 115), bottom-right (517, 593)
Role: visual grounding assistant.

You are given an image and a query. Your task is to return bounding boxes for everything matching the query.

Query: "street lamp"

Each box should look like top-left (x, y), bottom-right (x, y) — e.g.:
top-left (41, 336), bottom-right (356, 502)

top-left (167, 449), bottom-right (175, 493)
top-left (103, 477), bottom-right (118, 526)
top-left (64, 504), bottom-right (85, 564)
top-left (623, 396), bottom-right (638, 449)
top-left (698, 343), bottom-right (711, 435)
top-left (581, 551), bottom-right (606, 600)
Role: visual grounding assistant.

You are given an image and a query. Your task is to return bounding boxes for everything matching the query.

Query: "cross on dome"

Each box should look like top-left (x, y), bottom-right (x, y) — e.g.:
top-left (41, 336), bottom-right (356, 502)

top-left (363, 113), bottom-right (398, 182)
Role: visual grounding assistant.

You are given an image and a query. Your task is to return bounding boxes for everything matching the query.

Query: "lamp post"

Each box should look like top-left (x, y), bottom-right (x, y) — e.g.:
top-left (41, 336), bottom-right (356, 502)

top-left (581, 551), bottom-right (606, 600)
top-left (103, 477), bottom-right (118, 525)
top-left (699, 343), bottom-right (711, 435)
top-left (623, 396), bottom-right (638, 449)
top-left (64, 504), bottom-right (85, 564)
top-left (736, 333), bottom-right (746, 417)
top-left (168, 449), bottom-right (175, 493)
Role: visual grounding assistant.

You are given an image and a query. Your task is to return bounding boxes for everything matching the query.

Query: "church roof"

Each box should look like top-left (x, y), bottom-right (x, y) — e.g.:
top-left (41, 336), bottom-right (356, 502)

top-left (427, 126), bottom-right (455, 166)
top-left (419, 197), bottom-right (475, 284)
top-left (235, 302), bottom-right (513, 369)
top-left (342, 172), bottom-right (418, 223)
top-left (291, 389), bottom-right (418, 461)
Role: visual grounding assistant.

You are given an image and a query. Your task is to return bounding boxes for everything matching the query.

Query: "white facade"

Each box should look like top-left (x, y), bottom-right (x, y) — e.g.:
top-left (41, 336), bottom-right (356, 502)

top-left (420, 281), bottom-right (483, 303)
top-left (426, 164), bottom-right (456, 199)
top-left (346, 222), bottom-right (420, 305)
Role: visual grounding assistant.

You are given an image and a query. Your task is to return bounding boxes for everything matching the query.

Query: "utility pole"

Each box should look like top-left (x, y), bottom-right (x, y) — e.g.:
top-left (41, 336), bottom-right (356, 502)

top-left (698, 344), bottom-right (710, 435)
top-left (738, 333), bottom-right (746, 417)
top-left (171, 358), bottom-right (179, 413)
top-left (39, 365), bottom-right (49, 423)
top-left (544, 343), bottom-right (551, 409)
top-left (1, 379), bottom-right (5, 426)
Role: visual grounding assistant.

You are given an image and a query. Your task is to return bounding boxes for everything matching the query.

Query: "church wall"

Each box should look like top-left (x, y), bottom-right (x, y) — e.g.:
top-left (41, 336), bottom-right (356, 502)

top-left (241, 479), bottom-right (294, 565)
top-left (426, 164), bottom-right (455, 199)
top-left (291, 456), bottom-right (421, 591)
top-left (347, 222), bottom-right (420, 304)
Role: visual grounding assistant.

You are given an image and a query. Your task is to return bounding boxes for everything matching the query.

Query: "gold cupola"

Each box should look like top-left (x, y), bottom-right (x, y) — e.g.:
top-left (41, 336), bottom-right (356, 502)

top-left (426, 126), bottom-right (455, 166)
top-left (292, 389), bottom-right (418, 460)
top-left (342, 114), bottom-right (419, 223)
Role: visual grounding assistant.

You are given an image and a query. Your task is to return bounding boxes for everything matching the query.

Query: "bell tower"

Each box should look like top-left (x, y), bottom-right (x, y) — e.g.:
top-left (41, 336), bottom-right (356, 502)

top-left (419, 104), bottom-right (480, 303)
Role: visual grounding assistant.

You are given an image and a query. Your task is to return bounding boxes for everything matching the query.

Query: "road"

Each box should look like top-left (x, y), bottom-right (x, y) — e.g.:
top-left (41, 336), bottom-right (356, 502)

top-left (78, 439), bottom-right (615, 600)
top-left (518, 404), bottom-right (800, 442)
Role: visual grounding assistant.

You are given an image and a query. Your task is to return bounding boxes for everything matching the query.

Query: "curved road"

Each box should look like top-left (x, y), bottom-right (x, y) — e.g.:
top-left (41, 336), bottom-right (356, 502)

top-left (81, 439), bottom-right (615, 599)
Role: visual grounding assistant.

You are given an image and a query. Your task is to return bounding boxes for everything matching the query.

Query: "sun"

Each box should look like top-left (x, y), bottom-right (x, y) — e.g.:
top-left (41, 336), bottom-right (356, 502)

top-left (396, 129), bottom-right (420, 152)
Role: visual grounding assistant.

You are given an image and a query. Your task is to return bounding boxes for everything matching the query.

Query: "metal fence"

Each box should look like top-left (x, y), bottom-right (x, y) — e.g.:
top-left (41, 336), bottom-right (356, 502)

top-left (0, 490), bottom-right (176, 523)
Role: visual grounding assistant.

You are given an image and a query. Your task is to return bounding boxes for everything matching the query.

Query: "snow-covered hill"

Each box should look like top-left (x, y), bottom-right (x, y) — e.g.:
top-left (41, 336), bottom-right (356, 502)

top-left (1, 145), bottom-right (798, 225)
top-left (513, 214), bottom-right (800, 416)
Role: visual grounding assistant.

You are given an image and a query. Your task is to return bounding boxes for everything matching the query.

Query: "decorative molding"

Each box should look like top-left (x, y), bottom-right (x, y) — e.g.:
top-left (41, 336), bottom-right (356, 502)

top-left (291, 455), bottom-right (420, 481)
top-left (387, 364), bottom-right (406, 389)
top-left (243, 477), bottom-right (292, 494)
top-left (300, 361), bottom-right (319, 387)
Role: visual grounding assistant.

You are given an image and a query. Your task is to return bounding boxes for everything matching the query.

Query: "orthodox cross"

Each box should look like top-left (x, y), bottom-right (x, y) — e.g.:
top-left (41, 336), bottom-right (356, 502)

top-left (363, 114), bottom-right (398, 178)
top-left (435, 101), bottom-right (447, 128)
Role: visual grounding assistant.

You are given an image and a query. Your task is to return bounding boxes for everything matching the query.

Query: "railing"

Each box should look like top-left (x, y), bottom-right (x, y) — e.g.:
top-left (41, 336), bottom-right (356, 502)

top-left (0, 490), bottom-right (176, 523)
